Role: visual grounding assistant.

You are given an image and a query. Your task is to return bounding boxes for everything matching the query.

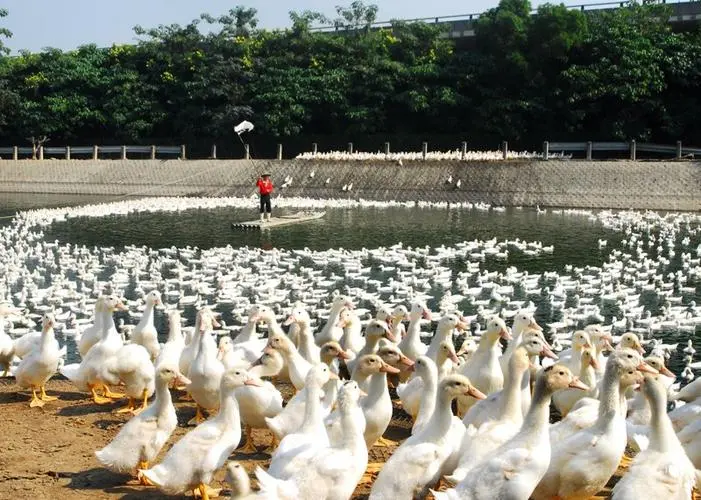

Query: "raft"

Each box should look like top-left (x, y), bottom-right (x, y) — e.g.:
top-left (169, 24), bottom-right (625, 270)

top-left (231, 211), bottom-right (326, 230)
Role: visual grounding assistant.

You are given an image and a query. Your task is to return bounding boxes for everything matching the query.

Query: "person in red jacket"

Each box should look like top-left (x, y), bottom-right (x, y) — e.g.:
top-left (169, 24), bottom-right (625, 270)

top-left (256, 173), bottom-right (274, 222)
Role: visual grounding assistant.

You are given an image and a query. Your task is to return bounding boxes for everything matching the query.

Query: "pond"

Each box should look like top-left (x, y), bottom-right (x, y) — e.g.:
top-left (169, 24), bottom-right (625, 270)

top-left (1, 193), bottom-right (700, 374)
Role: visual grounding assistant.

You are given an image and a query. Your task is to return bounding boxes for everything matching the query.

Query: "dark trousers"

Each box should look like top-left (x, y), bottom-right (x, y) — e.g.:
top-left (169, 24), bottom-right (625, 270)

top-left (259, 193), bottom-right (272, 213)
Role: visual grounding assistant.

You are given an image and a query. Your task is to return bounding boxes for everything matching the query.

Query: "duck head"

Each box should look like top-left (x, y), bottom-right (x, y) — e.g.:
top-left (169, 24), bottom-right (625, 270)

top-left (354, 354), bottom-right (400, 377)
top-left (264, 331), bottom-right (295, 355)
top-left (579, 345), bottom-right (599, 371)
top-left (377, 339), bottom-right (414, 369)
top-left (410, 301), bottom-right (432, 321)
top-left (440, 374), bottom-right (486, 401)
top-left (320, 341), bottom-right (351, 364)
top-left (145, 290), bottom-right (162, 308)
top-left (304, 362), bottom-right (339, 388)
top-left (221, 368), bottom-right (260, 392)
top-left (618, 332), bottom-right (644, 355)
top-left (42, 313), bottom-right (56, 331)
top-left (283, 305), bottom-right (311, 328)
top-left (541, 364), bottom-right (589, 392)
top-left (156, 364), bottom-right (191, 386)
top-left (572, 330), bottom-right (592, 350)
top-left (644, 355), bottom-right (674, 378)
top-left (225, 462), bottom-right (251, 498)
top-left (513, 310), bottom-right (541, 332)
top-left (217, 336), bottom-right (233, 360)
top-left (365, 319), bottom-right (395, 343)
top-left (485, 316), bottom-right (511, 341)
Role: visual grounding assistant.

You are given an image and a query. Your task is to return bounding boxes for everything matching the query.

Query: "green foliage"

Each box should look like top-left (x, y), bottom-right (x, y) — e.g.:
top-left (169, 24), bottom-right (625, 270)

top-left (1, 1), bottom-right (701, 149)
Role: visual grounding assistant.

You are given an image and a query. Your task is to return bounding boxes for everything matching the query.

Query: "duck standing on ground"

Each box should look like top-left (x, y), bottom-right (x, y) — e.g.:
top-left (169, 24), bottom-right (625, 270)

top-left (187, 318), bottom-right (225, 425)
top-left (95, 365), bottom-right (190, 483)
top-left (140, 368), bottom-right (259, 500)
top-left (131, 290), bottom-right (162, 361)
top-left (15, 313), bottom-right (61, 407)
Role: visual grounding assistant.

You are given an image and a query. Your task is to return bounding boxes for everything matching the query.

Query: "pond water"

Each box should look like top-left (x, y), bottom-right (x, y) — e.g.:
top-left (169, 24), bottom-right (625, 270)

top-left (1, 193), bottom-right (700, 374)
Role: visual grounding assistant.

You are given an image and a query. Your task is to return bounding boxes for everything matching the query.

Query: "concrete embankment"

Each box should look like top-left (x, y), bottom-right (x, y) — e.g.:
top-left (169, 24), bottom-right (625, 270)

top-left (0, 159), bottom-right (698, 211)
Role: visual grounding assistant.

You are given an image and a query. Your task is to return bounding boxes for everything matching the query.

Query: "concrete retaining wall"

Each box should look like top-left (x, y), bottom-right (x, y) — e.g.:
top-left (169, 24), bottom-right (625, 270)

top-left (0, 159), bottom-right (699, 211)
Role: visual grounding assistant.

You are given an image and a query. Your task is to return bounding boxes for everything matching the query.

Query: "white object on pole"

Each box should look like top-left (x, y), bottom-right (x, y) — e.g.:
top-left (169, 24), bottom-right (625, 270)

top-left (234, 120), bottom-right (254, 135)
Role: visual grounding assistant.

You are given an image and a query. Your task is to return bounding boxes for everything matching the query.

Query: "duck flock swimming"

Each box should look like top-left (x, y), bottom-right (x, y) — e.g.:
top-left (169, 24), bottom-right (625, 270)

top-left (1, 195), bottom-right (701, 499)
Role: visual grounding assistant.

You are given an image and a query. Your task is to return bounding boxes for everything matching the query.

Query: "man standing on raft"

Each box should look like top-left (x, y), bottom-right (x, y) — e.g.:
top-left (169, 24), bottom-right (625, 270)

top-left (256, 173), bottom-right (273, 222)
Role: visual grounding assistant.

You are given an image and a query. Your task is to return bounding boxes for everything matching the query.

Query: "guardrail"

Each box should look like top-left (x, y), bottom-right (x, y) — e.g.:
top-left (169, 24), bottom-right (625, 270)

top-left (0, 145), bottom-right (186, 160)
top-left (543, 140), bottom-right (701, 160)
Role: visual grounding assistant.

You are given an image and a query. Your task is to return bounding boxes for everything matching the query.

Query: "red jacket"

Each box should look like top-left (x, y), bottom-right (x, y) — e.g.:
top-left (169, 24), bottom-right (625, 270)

top-left (257, 178), bottom-right (273, 195)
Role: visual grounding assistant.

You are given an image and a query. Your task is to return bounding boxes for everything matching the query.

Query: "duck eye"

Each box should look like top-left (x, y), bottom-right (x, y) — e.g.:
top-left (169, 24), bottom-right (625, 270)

top-left (559, 371), bottom-right (564, 375)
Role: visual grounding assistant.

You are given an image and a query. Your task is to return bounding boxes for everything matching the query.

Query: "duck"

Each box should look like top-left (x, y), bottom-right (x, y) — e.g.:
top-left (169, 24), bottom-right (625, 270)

top-left (217, 337), bottom-right (248, 370)
top-left (155, 310), bottom-right (186, 375)
top-left (426, 313), bottom-right (467, 363)
top-left (397, 301), bottom-right (431, 362)
top-left (376, 338), bottom-right (415, 385)
top-left (626, 355), bottom-right (675, 427)
top-left (558, 330), bottom-right (592, 372)
top-left (107, 342), bottom-right (156, 414)
top-left (458, 315), bottom-right (511, 415)
top-left (266, 363), bottom-right (337, 479)
top-left (228, 306), bottom-right (278, 364)
top-left (617, 331), bottom-right (645, 355)
top-left (233, 304), bottom-right (271, 345)
top-left (552, 344), bottom-right (598, 417)
top-left (370, 374), bottom-right (485, 500)
top-left (612, 375), bottom-right (696, 500)
top-left (256, 380), bottom-right (367, 500)
top-left (346, 320), bottom-right (394, 375)
top-left (225, 462), bottom-right (258, 500)
top-left (388, 304), bottom-right (409, 343)
top-left (265, 329), bottom-right (311, 391)
top-left (461, 335), bottom-right (557, 429)
top-left (449, 337), bottom-right (558, 485)
top-left (179, 307), bottom-right (219, 378)
top-left (14, 313), bottom-right (61, 407)
top-left (401, 356), bottom-right (438, 434)
top-left (187, 318), bottom-right (225, 425)
top-left (76, 296), bottom-right (105, 358)
top-left (130, 290), bottom-right (162, 361)
top-left (0, 314), bottom-right (14, 376)
top-left (397, 341), bottom-right (457, 422)
top-left (284, 305), bottom-right (320, 364)
top-left (95, 364), bottom-right (190, 482)
top-left (316, 295), bottom-right (354, 346)
top-left (532, 349), bottom-right (655, 500)
top-left (338, 306), bottom-right (364, 357)
top-left (235, 352), bottom-right (284, 454)
top-left (60, 295), bottom-right (128, 403)
top-left (435, 364), bottom-right (588, 500)
top-left (499, 309), bottom-right (540, 376)
top-left (140, 368), bottom-right (259, 500)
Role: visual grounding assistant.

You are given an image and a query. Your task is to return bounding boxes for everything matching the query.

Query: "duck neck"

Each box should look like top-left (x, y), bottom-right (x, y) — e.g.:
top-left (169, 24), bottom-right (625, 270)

top-left (339, 399), bottom-right (365, 450)
top-left (502, 329), bottom-right (524, 362)
top-left (137, 302), bottom-right (155, 329)
top-left (298, 322), bottom-right (316, 357)
top-left (153, 376), bottom-right (174, 417)
top-left (237, 321), bottom-right (257, 343)
top-left (647, 387), bottom-right (676, 453)
top-left (478, 331), bottom-right (500, 353)
top-left (427, 325), bottom-right (452, 359)
top-left (400, 312), bottom-right (421, 348)
top-left (216, 387), bottom-right (242, 429)
top-left (99, 309), bottom-right (116, 340)
top-left (414, 367), bottom-right (438, 430)
top-left (596, 365), bottom-right (622, 427)
top-left (167, 322), bottom-right (183, 344)
top-left (519, 375), bottom-right (553, 442)
top-left (358, 336), bottom-right (381, 357)
top-left (40, 326), bottom-right (54, 351)
top-left (501, 356), bottom-right (526, 421)
top-left (299, 383), bottom-right (324, 433)
top-left (366, 372), bottom-right (389, 405)
top-left (420, 388), bottom-right (456, 441)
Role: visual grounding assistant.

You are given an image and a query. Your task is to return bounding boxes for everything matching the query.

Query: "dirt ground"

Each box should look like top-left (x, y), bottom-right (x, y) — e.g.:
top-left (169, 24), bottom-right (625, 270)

top-left (0, 376), bottom-right (696, 500)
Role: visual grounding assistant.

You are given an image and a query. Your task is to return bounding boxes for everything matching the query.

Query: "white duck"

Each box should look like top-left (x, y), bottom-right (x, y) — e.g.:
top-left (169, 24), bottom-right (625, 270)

top-left (612, 375), bottom-right (696, 500)
top-left (235, 351), bottom-right (284, 454)
top-left (397, 301), bottom-right (431, 362)
top-left (140, 368), bottom-right (259, 500)
top-left (256, 380), bottom-right (367, 500)
top-left (96, 364), bottom-right (190, 482)
top-left (532, 349), bottom-right (654, 500)
top-left (397, 342), bottom-right (458, 421)
top-left (217, 337), bottom-right (248, 370)
top-left (458, 315), bottom-right (511, 415)
top-left (426, 313), bottom-right (468, 363)
top-left (338, 306), bottom-right (364, 357)
top-left (552, 344), bottom-right (598, 417)
top-left (265, 329), bottom-right (311, 391)
top-left (355, 353), bottom-right (400, 447)
top-left (449, 338), bottom-right (557, 485)
top-left (558, 330), bottom-right (592, 372)
top-left (155, 309), bottom-right (186, 375)
top-left (370, 374), bottom-right (485, 500)
top-left (229, 305), bottom-right (278, 363)
top-left (107, 342), bottom-right (156, 414)
top-left (130, 290), bottom-right (162, 360)
top-left (225, 462), bottom-right (258, 500)
top-left (435, 365), bottom-right (588, 500)
top-left (0, 314), bottom-right (14, 376)
top-left (284, 306), bottom-right (320, 364)
top-left (179, 307), bottom-right (219, 379)
top-left (499, 309), bottom-right (540, 375)
top-left (316, 295), bottom-right (354, 346)
top-left (345, 320), bottom-right (394, 375)
top-left (388, 304), bottom-right (409, 343)
top-left (15, 313), bottom-right (61, 407)
top-left (187, 319), bottom-right (225, 425)
top-left (60, 295), bottom-right (127, 403)
top-left (76, 296), bottom-right (105, 358)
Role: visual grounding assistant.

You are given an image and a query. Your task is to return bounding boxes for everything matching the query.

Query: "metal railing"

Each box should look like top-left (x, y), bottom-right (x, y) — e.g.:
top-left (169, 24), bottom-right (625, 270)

top-left (543, 140), bottom-right (701, 160)
top-left (0, 145), bottom-right (186, 160)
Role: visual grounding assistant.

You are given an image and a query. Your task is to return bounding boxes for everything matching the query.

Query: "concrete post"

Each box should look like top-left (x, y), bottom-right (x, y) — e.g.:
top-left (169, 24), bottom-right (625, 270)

top-left (211, 144), bottom-right (217, 159)
top-left (461, 141), bottom-right (467, 160)
top-left (630, 140), bottom-right (636, 161)
top-left (542, 141), bottom-right (549, 161)
top-left (12, 146), bottom-right (18, 160)
top-left (244, 144), bottom-right (250, 160)
top-left (384, 142), bottom-right (390, 155)
top-left (312, 142), bottom-right (318, 155)
top-left (347, 142), bottom-right (353, 154)
top-left (150, 145), bottom-right (156, 160)
top-left (501, 141), bottom-right (508, 160)
top-left (277, 143), bottom-right (283, 160)
top-left (66, 146), bottom-right (71, 160)
top-left (38, 146), bottom-right (44, 160)
top-left (121, 145), bottom-right (127, 160)
top-left (422, 142), bottom-right (428, 160)
top-left (586, 141), bottom-right (593, 160)
top-left (180, 145), bottom-right (186, 160)
top-left (676, 141), bottom-right (682, 159)
top-left (93, 145), bottom-right (98, 160)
